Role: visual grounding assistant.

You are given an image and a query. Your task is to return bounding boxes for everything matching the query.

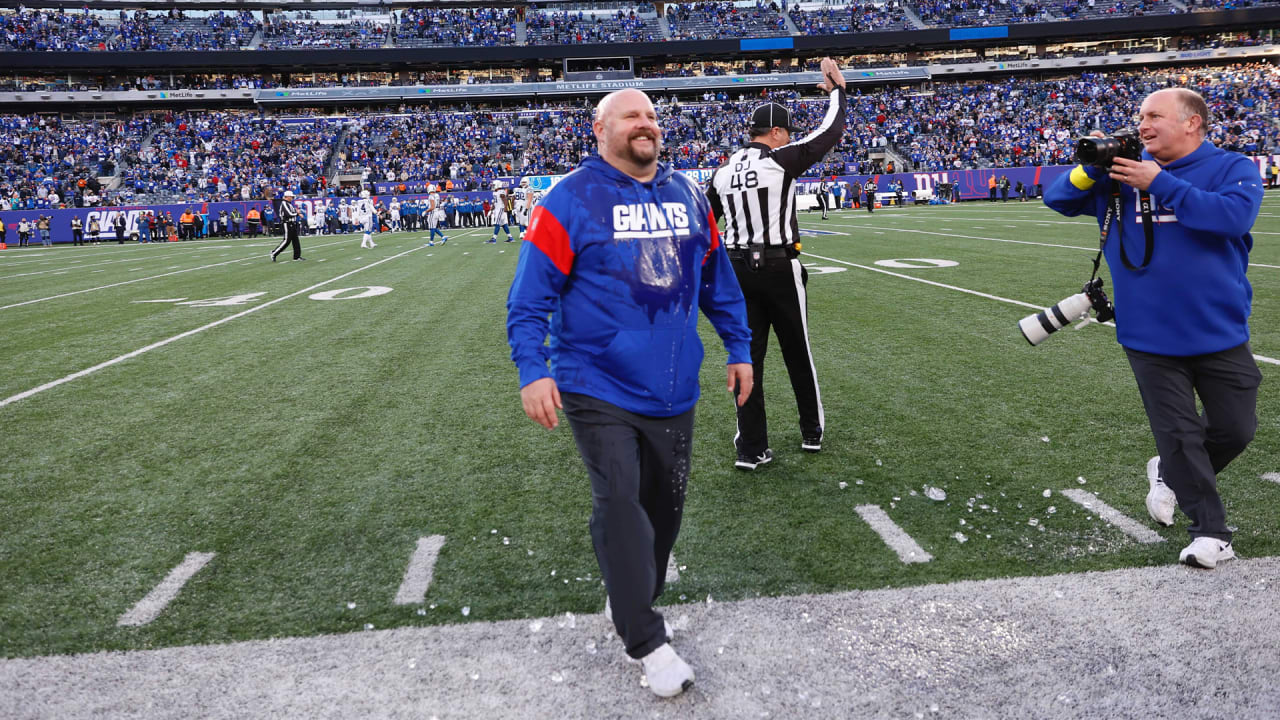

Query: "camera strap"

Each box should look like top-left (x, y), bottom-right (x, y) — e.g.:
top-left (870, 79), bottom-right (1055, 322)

top-left (1094, 187), bottom-right (1154, 280)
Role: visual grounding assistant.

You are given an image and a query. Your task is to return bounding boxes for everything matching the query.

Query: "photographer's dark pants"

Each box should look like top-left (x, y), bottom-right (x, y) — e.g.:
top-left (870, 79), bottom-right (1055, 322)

top-left (731, 254), bottom-right (824, 457)
top-left (1126, 342), bottom-right (1261, 542)
top-left (561, 392), bottom-right (691, 660)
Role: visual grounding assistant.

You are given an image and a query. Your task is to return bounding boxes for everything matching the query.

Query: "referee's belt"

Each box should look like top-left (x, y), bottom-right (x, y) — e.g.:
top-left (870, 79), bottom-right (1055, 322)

top-left (726, 245), bottom-right (797, 261)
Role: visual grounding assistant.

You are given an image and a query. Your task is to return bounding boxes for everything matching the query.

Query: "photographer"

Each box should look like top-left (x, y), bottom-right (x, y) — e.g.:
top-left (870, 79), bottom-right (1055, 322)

top-left (1043, 88), bottom-right (1264, 569)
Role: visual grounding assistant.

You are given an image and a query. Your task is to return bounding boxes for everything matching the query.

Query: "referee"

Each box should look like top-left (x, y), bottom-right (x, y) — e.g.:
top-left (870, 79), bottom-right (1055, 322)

top-left (271, 190), bottom-right (304, 262)
top-left (707, 57), bottom-right (847, 471)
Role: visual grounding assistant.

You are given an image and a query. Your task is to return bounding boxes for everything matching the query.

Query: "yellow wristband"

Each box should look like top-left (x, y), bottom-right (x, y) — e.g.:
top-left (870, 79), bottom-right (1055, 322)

top-left (1069, 165), bottom-right (1096, 191)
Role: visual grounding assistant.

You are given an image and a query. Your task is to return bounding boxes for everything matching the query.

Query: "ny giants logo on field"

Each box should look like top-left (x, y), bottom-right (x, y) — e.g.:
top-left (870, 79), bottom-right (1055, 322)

top-left (611, 202), bottom-right (691, 241)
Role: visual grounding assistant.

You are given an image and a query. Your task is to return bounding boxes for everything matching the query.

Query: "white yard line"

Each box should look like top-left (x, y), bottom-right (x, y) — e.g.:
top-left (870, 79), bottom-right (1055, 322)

top-left (665, 553), bottom-right (680, 583)
top-left (1262, 472), bottom-right (1280, 484)
top-left (393, 536), bottom-right (447, 605)
top-left (803, 252), bottom-right (1280, 367)
top-left (0, 238), bottom-right (355, 311)
top-left (854, 505), bottom-right (933, 563)
top-left (1059, 489), bottom-right (1164, 544)
top-left (0, 246), bottom-right (422, 409)
top-left (117, 552), bottom-right (216, 627)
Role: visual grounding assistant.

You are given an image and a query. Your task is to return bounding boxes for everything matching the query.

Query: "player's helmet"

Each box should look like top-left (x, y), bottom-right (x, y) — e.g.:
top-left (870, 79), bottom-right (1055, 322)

top-left (519, 178), bottom-right (529, 187)
top-left (428, 184), bottom-right (436, 193)
top-left (492, 180), bottom-right (504, 190)
top-left (360, 189), bottom-right (370, 199)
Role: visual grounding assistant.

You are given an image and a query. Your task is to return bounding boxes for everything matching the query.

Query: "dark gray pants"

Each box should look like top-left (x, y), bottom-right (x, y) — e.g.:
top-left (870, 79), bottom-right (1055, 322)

top-left (1125, 342), bottom-right (1261, 541)
top-left (561, 392), bottom-right (692, 660)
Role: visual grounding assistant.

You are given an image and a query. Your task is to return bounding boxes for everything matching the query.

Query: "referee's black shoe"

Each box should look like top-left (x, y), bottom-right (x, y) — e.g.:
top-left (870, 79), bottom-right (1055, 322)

top-left (735, 449), bottom-right (774, 471)
top-left (801, 435), bottom-right (822, 453)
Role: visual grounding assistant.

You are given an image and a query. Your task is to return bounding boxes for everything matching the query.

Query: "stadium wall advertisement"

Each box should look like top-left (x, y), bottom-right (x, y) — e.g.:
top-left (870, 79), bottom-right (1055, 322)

top-left (3, 157), bottom-right (1277, 246)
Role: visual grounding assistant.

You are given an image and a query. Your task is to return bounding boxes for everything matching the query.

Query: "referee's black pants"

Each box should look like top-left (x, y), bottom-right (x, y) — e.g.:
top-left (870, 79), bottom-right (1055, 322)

top-left (1125, 342), bottom-right (1260, 541)
top-left (561, 392), bottom-right (692, 660)
top-left (271, 222), bottom-right (302, 260)
top-left (816, 193), bottom-right (828, 218)
top-left (732, 256), bottom-right (824, 456)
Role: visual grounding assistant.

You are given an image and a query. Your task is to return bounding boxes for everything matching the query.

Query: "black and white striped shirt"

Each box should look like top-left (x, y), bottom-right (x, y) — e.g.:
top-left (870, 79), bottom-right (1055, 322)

top-left (706, 88), bottom-right (846, 249)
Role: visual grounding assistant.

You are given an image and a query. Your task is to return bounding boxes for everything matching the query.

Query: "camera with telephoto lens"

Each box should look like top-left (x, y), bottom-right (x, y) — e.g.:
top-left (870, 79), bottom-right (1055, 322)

top-left (1019, 278), bottom-right (1115, 346)
top-left (1075, 128), bottom-right (1143, 169)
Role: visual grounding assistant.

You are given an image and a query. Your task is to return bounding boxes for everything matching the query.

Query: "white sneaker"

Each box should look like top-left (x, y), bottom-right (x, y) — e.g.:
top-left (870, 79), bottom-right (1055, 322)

top-left (1179, 537), bottom-right (1236, 569)
top-left (604, 597), bottom-right (672, 641)
top-left (639, 643), bottom-right (694, 698)
top-left (1145, 456), bottom-right (1176, 527)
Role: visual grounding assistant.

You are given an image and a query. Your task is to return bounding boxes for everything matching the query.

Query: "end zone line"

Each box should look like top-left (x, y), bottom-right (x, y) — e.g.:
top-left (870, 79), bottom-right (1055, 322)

top-left (117, 552), bottom-right (216, 627)
top-left (393, 536), bottom-right (447, 605)
top-left (0, 245), bottom-right (423, 409)
top-left (803, 251), bottom-right (1280, 367)
top-left (1059, 489), bottom-right (1165, 544)
top-left (854, 505), bottom-right (933, 563)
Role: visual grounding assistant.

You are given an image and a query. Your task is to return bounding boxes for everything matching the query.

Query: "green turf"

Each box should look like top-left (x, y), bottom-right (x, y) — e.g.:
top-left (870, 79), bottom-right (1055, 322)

top-left (1, 198), bottom-right (1277, 659)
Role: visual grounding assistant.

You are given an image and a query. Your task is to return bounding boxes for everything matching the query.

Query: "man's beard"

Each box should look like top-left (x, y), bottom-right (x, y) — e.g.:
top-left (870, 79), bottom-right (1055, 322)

top-left (623, 133), bottom-right (661, 165)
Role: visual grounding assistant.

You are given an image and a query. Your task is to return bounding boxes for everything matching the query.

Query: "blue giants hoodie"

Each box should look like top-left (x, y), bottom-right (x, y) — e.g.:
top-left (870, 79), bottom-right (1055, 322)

top-left (507, 156), bottom-right (751, 417)
top-left (1043, 141), bottom-right (1264, 356)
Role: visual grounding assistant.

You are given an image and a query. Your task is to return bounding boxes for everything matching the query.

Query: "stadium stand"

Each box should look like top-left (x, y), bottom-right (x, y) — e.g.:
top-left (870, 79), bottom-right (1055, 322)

top-left (393, 7), bottom-right (518, 47)
top-left (666, 1), bottom-right (790, 39)
top-left (788, 2), bottom-right (914, 34)
top-left (525, 8), bottom-right (663, 44)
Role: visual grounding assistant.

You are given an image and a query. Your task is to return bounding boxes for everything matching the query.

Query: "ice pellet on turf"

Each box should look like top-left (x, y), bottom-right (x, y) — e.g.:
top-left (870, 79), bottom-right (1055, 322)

top-left (462, 606), bottom-right (471, 616)
top-left (346, 601), bottom-right (357, 609)
top-left (838, 481), bottom-right (848, 490)
top-left (925, 486), bottom-right (946, 501)
top-left (1041, 436), bottom-right (1050, 443)
top-left (1042, 489), bottom-right (1052, 498)
top-left (954, 532), bottom-right (968, 543)
top-left (417, 608), bottom-right (427, 615)
top-left (364, 623), bottom-right (374, 630)
top-left (551, 671), bottom-right (564, 683)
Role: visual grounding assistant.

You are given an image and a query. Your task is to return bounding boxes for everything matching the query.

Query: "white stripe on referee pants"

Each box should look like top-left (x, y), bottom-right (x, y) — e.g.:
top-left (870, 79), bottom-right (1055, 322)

top-left (790, 258), bottom-right (824, 431)
top-left (271, 234), bottom-right (291, 259)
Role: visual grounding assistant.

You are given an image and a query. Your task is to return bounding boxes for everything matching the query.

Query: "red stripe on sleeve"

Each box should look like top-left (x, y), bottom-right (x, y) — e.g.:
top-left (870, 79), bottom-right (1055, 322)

top-left (703, 209), bottom-right (720, 266)
top-left (526, 205), bottom-right (574, 275)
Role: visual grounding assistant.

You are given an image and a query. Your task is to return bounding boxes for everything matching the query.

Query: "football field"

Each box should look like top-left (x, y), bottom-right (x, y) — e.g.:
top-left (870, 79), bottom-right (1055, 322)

top-left (2, 197), bottom-right (1278, 678)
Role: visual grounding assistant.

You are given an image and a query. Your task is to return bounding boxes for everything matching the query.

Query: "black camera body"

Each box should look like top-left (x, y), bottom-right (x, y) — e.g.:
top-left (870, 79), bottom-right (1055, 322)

top-left (1075, 128), bottom-right (1143, 168)
top-left (1081, 277), bottom-right (1114, 323)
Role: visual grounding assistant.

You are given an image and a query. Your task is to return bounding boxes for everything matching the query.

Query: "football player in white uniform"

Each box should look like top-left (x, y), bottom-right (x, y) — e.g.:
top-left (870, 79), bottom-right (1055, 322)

top-left (487, 179), bottom-right (515, 244)
top-left (389, 197), bottom-right (402, 232)
top-left (424, 185), bottom-right (449, 246)
top-left (512, 177), bottom-right (532, 234)
top-left (357, 189), bottom-right (377, 249)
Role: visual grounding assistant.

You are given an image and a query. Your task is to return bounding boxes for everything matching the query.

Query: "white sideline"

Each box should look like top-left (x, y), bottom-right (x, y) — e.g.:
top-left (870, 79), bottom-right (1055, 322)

top-left (0, 245), bottom-right (423, 409)
top-left (1059, 489), bottom-right (1165, 544)
top-left (1262, 472), bottom-right (1280, 484)
top-left (117, 552), bottom-right (216, 627)
top-left (393, 536), bottom-right (447, 605)
top-left (854, 504), bottom-right (933, 563)
top-left (846, 218), bottom-right (1280, 269)
top-left (665, 553), bottom-right (680, 583)
top-left (0, 238), bottom-right (356, 311)
top-left (803, 251), bottom-right (1280, 367)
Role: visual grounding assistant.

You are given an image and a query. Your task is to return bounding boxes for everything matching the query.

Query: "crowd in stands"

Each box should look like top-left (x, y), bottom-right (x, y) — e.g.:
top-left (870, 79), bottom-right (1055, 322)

top-left (1055, 0), bottom-right (1178, 20)
top-left (667, 1), bottom-right (790, 39)
top-left (260, 17), bottom-right (386, 50)
top-left (914, 0), bottom-right (1055, 26)
top-left (1, 61), bottom-right (1275, 204)
top-left (394, 7), bottom-right (518, 47)
top-left (0, 8), bottom-right (112, 51)
top-left (113, 9), bottom-right (258, 52)
top-left (788, 2), bottom-right (913, 34)
top-left (117, 112), bottom-right (340, 203)
top-left (340, 111), bottom-right (520, 190)
top-left (0, 114), bottom-right (153, 209)
top-left (525, 9), bottom-right (661, 44)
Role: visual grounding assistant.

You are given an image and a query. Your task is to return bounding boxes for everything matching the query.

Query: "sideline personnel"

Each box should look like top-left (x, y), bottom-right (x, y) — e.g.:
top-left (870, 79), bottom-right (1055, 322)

top-left (1044, 88), bottom-right (1264, 569)
top-left (507, 88), bottom-right (752, 698)
top-left (706, 56), bottom-right (846, 470)
top-left (270, 190), bottom-right (303, 261)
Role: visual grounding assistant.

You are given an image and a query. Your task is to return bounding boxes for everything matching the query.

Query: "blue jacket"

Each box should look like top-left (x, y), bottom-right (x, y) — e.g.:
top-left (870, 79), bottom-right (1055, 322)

top-left (1043, 142), bottom-right (1263, 356)
top-left (507, 156), bottom-right (752, 417)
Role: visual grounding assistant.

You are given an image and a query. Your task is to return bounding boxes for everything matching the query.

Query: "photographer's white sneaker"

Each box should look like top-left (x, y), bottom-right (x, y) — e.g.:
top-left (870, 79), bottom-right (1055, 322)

top-left (640, 643), bottom-right (694, 698)
top-left (1145, 456), bottom-right (1176, 527)
top-left (1179, 537), bottom-right (1235, 569)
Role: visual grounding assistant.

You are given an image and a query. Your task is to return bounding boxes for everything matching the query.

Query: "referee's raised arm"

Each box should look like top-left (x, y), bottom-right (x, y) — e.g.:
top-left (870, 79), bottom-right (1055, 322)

top-left (772, 57), bottom-right (847, 177)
